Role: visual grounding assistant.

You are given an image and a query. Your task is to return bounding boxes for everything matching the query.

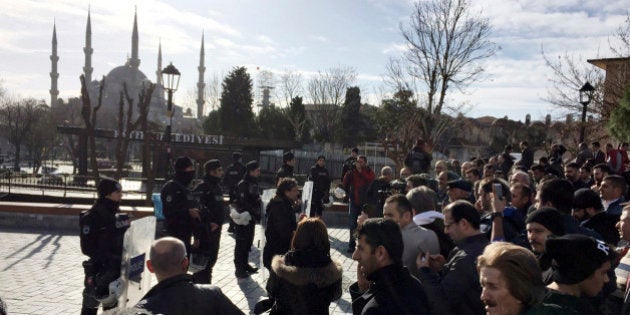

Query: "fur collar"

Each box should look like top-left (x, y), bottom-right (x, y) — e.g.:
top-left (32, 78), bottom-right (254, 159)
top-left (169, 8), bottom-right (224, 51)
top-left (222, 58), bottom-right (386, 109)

top-left (271, 255), bottom-right (342, 288)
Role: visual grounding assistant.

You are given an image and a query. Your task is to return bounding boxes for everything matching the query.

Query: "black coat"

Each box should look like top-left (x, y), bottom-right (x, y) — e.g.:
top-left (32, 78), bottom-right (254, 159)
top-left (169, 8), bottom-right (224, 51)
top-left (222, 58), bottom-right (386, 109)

top-left (350, 263), bottom-right (432, 315)
top-left (269, 252), bottom-right (342, 315)
top-left (236, 174), bottom-right (262, 221)
top-left (161, 178), bottom-right (198, 230)
top-left (79, 198), bottom-right (129, 270)
top-left (263, 196), bottom-right (297, 269)
top-left (136, 274), bottom-right (244, 315)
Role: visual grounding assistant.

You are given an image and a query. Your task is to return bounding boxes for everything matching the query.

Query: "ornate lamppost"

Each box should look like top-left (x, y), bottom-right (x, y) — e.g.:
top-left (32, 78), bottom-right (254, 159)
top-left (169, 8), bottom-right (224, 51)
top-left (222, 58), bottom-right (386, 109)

top-left (579, 82), bottom-right (595, 143)
top-left (161, 62), bottom-right (180, 178)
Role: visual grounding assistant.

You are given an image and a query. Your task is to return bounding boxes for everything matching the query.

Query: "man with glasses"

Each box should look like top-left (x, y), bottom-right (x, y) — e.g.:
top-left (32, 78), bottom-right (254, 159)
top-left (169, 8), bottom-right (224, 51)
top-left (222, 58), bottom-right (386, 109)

top-left (416, 200), bottom-right (488, 315)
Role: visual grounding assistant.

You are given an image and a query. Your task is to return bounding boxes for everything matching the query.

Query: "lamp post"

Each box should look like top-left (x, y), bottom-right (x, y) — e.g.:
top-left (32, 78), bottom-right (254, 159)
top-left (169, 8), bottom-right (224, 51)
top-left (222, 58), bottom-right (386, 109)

top-left (161, 62), bottom-right (181, 177)
top-left (578, 82), bottom-right (595, 143)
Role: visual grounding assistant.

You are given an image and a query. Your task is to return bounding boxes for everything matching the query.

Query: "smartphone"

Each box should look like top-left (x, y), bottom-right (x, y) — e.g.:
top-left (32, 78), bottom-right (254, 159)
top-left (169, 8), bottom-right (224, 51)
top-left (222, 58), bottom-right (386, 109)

top-left (493, 183), bottom-right (503, 200)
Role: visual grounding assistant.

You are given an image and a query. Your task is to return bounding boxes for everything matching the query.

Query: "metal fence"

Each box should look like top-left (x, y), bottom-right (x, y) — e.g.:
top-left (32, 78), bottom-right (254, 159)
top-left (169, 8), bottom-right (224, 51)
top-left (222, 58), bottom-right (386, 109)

top-left (260, 149), bottom-right (397, 183)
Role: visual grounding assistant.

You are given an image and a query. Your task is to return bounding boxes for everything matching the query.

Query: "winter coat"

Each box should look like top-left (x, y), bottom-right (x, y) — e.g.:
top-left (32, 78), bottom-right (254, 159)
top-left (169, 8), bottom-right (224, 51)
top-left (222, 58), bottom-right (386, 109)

top-left (268, 251), bottom-right (342, 315)
top-left (263, 196), bottom-right (298, 269)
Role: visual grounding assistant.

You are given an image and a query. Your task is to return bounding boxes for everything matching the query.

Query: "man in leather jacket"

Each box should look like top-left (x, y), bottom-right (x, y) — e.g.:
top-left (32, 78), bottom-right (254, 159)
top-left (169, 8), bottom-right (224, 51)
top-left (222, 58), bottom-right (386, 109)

top-left (135, 237), bottom-right (244, 315)
top-left (233, 160), bottom-right (262, 278)
top-left (191, 159), bottom-right (225, 284)
top-left (79, 178), bottom-right (130, 315)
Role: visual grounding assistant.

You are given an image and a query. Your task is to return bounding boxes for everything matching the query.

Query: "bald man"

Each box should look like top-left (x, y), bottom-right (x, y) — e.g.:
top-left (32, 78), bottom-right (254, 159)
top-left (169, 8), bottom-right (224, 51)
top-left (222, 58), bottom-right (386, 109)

top-left (135, 237), bottom-right (244, 315)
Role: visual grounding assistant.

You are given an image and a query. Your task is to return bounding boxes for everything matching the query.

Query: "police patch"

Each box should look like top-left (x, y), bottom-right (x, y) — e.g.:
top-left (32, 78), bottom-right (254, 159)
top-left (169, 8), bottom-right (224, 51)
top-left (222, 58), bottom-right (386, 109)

top-left (166, 195), bottom-right (173, 202)
top-left (82, 225), bottom-right (90, 235)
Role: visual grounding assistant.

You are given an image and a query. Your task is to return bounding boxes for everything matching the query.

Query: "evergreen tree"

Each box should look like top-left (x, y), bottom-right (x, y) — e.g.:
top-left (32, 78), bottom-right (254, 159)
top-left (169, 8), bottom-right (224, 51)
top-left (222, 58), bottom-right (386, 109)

top-left (203, 109), bottom-right (222, 134)
top-left (609, 85), bottom-right (630, 141)
top-left (220, 67), bottom-right (255, 137)
top-left (285, 96), bottom-right (311, 144)
top-left (339, 87), bottom-right (363, 146)
top-left (257, 105), bottom-right (291, 141)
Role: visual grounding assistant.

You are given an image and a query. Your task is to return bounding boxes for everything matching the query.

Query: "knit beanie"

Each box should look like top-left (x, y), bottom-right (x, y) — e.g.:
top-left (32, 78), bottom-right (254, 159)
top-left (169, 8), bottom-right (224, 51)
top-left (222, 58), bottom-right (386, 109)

top-left (526, 207), bottom-right (565, 236)
top-left (97, 178), bottom-right (122, 198)
top-left (544, 234), bottom-right (613, 284)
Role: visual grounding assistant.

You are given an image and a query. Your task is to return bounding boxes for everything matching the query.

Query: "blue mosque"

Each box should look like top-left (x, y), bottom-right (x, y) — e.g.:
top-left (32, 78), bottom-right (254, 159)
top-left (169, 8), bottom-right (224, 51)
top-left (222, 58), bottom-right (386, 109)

top-left (49, 9), bottom-right (207, 128)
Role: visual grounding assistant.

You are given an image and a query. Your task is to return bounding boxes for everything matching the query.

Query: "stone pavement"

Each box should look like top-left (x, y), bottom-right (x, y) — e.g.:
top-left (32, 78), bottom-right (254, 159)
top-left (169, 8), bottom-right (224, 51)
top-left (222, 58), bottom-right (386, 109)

top-left (0, 223), bottom-right (358, 314)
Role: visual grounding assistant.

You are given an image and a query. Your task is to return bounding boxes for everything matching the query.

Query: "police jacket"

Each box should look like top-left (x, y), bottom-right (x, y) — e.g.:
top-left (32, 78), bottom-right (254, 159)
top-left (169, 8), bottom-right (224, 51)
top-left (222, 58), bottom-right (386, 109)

top-left (276, 164), bottom-right (294, 184)
top-left (224, 162), bottom-right (246, 201)
top-left (309, 164), bottom-right (331, 197)
top-left (194, 175), bottom-right (225, 226)
top-left (136, 274), bottom-right (244, 315)
top-left (79, 198), bottom-right (130, 270)
top-left (236, 174), bottom-right (262, 221)
top-left (263, 196), bottom-right (297, 269)
top-left (161, 178), bottom-right (198, 229)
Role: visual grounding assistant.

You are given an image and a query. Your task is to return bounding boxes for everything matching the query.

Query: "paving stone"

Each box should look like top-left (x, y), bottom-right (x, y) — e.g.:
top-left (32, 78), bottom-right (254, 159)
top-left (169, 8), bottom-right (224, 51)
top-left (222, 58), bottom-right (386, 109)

top-left (0, 222), bottom-right (358, 314)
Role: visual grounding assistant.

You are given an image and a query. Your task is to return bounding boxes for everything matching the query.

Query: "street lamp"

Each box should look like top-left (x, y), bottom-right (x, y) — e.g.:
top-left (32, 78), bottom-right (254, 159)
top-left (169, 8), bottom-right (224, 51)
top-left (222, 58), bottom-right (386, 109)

top-left (578, 82), bottom-right (595, 143)
top-left (161, 62), bottom-right (181, 177)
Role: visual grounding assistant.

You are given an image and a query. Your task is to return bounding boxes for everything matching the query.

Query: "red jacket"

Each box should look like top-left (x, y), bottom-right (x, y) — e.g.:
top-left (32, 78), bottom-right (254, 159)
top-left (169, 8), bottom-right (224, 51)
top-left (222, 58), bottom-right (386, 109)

top-left (343, 167), bottom-right (375, 206)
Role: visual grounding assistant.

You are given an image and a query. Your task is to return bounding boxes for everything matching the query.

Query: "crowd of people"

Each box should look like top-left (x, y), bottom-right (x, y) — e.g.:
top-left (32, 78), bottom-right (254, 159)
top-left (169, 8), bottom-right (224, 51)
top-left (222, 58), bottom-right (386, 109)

top-left (75, 139), bottom-right (630, 314)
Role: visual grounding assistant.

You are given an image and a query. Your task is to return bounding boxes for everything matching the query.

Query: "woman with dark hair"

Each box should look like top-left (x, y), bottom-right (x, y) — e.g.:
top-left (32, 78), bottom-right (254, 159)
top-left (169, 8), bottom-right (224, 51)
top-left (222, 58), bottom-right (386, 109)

top-left (257, 218), bottom-right (343, 315)
top-left (263, 178), bottom-right (300, 270)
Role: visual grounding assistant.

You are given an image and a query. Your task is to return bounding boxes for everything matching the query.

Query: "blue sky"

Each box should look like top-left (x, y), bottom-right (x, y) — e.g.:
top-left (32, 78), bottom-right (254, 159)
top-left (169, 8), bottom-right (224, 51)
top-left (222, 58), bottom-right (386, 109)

top-left (0, 0), bottom-right (628, 121)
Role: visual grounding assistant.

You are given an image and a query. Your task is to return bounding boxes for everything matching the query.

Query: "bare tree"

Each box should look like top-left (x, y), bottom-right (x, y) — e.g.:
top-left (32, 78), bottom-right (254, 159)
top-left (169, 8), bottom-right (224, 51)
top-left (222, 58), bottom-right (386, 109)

top-left (205, 72), bottom-right (222, 112)
top-left (80, 74), bottom-right (105, 179)
top-left (278, 70), bottom-right (304, 106)
top-left (401, 0), bottom-right (496, 116)
top-left (306, 66), bottom-right (357, 142)
top-left (384, 0), bottom-right (496, 152)
top-left (24, 102), bottom-right (55, 174)
top-left (0, 97), bottom-right (41, 170)
top-left (114, 82), bottom-right (155, 179)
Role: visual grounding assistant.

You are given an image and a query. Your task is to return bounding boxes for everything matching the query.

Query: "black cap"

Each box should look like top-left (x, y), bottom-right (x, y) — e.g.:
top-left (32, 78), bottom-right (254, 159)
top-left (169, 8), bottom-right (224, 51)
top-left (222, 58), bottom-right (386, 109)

top-left (246, 160), bottom-right (260, 172)
top-left (545, 234), bottom-right (613, 284)
top-left (573, 188), bottom-right (604, 211)
top-left (447, 179), bottom-right (473, 192)
top-left (526, 208), bottom-right (565, 236)
top-left (317, 155), bottom-right (326, 161)
top-left (204, 159), bottom-right (222, 173)
top-left (232, 152), bottom-right (242, 160)
top-left (174, 156), bottom-right (193, 172)
top-left (97, 178), bottom-right (122, 198)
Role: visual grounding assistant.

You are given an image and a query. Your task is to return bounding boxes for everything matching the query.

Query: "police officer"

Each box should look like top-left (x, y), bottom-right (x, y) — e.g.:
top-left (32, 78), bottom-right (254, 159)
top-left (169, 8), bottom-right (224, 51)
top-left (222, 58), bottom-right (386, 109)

top-left (276, 151), bottom-right (295, 186)
top-left (161, 156), bottom-right (199, 255)
top-left (233, 160), bottom-right (262, 278)
top-left (308, 155), bottom-right (331, 217)
top-left (191, 159), bottom-right (225, 284)
top-left (80, 178), bottom-right (129, 315)
top-left (224, 152), bottom-right (246, 233)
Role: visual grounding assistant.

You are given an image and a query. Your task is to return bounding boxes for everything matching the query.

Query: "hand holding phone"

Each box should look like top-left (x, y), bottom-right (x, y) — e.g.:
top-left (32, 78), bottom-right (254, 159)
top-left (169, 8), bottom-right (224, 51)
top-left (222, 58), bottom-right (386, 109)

top-left (492, 183), bottom-right (503, 200)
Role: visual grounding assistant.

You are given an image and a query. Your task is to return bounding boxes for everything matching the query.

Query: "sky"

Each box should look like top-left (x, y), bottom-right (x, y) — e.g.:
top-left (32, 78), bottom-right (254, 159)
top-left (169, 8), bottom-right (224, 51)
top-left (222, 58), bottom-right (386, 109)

top-left (0, 0), bottom-right (628, 121)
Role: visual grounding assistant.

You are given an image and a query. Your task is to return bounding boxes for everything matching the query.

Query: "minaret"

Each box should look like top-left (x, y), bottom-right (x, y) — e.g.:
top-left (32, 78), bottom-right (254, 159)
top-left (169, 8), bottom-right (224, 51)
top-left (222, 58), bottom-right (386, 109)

top-left (50, 21), bottom-right (59, 107)
top-left (196, 32), bottom-right (206, 119)
top-left (156, 41), bottom-right (163, 87)
top-left (83, 9), bottom-right (93, 83)
top-left (129, 8), bottom-right (140, 69)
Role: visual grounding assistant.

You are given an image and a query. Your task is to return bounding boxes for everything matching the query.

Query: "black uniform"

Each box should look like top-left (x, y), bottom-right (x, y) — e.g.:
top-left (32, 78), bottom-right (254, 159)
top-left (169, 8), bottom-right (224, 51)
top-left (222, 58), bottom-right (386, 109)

top-left (234, 174), bottom-right (262, 275)
top-left (161, 174), bottom-right (198, 254)
top-left (308, 164), bottom-right (331, 217)
top-left (79, 198), bottom-right (130, 315)
top-left (276, 164), bottom-right (294, 184)
top-left (224, 161), bottom-right (246, 233)
top-left (191, 174), bottom-right (225, 284)
top-left (224, 162), bottom-right (246, 203)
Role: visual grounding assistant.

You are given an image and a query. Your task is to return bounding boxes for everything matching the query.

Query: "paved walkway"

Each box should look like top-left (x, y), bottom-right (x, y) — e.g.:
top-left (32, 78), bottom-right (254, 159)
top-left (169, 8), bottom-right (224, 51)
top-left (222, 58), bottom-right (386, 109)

top-left (0, 223), bottom-right (357, 314)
